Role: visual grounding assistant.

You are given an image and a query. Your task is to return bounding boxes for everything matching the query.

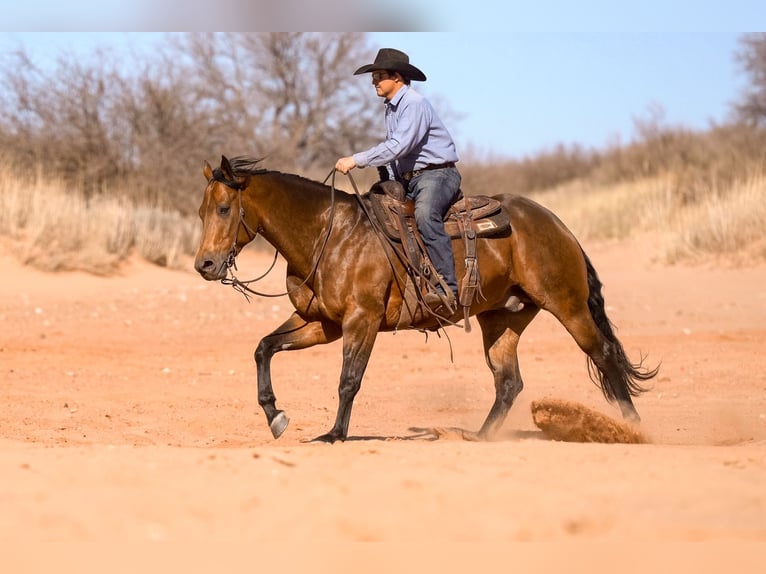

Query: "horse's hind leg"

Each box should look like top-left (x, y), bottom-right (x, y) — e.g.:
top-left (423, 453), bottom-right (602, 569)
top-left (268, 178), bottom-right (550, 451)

top-left (548, 251), bottom-right (657, 423)
top-left (255, 312), bottom-right (341, 438)
top-left (563, 311), bottom-right (643, 422)
top-left (475, 307), bottom-right (538, 439)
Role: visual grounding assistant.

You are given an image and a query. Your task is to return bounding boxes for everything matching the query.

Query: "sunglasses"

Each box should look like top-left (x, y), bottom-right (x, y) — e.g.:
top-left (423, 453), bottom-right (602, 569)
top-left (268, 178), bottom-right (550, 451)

top-left (371, 71), bottom-right (391, 82)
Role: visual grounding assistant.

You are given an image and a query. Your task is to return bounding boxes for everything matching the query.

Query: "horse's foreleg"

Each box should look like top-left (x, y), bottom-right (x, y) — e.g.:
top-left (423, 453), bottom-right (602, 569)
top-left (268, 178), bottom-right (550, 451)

top-left (255, 313), bottom-right (341, 439)
top-left (476, 308), bottom-right (537, 439)
top-left (311, 310), bottom-right (382, 444)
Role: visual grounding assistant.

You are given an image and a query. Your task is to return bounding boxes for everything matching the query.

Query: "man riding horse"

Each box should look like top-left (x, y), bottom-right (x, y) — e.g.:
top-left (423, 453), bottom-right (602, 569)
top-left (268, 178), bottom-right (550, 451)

top-left (335, 48), bottom-right (461, 316)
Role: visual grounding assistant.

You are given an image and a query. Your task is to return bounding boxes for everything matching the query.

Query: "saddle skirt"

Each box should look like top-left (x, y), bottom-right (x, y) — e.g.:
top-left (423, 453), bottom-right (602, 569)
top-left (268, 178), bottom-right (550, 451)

top-left (367, 180), bottom-right (511, 241)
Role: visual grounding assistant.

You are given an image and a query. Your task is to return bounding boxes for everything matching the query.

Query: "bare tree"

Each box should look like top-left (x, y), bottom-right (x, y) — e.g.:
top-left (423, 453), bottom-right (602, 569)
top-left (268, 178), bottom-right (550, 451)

top-left (0, 33), bottom-right (380, 214)
top-left (172, 32), bottom-right (379, 170)
top-left (0, 47), bottom-right (127, 195)
top-left (733, 33), bottom-right (766, 126)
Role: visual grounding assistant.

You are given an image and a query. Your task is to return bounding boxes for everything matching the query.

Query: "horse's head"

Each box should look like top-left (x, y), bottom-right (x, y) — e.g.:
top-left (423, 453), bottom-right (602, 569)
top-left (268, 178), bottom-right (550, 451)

top-left (194, 155), bottom-right (256, 281)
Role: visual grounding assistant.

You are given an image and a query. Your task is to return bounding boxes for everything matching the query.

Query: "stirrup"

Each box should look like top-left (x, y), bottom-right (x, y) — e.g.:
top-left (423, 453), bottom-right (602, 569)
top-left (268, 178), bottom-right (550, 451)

top-left (424, 289), bottom-right (457, 316)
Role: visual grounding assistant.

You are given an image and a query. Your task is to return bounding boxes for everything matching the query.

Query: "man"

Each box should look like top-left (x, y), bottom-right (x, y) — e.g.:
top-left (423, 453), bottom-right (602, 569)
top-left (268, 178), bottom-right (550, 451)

top-left (335, 48), bottom-right (462, 315)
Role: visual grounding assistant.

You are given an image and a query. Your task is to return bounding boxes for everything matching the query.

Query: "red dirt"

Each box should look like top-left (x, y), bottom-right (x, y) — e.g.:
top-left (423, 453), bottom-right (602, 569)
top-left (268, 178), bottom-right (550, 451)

top-left (2, 238), bottom-right (765, 568)
top-left (530, 398), bottom-right (649, 444)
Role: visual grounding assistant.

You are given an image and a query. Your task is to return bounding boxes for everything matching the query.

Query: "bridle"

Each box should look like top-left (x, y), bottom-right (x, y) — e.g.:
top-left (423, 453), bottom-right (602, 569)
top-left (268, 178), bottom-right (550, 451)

top-left (213, 168), bottom-right (339, 300)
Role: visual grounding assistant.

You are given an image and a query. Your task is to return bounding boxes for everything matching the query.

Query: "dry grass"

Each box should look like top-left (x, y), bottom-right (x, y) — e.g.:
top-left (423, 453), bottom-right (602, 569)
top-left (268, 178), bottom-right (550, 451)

top-left (531, 173), bottom-right (766, 264)
top-left (667, 177), bottom-right (766, 264)
top-left (0, 168), bottom-right (199, 274)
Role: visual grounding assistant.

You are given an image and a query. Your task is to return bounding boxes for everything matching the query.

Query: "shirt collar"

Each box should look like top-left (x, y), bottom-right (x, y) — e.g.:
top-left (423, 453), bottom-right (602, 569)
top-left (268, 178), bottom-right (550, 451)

top-left (385, 84), bottom-right (409, 107)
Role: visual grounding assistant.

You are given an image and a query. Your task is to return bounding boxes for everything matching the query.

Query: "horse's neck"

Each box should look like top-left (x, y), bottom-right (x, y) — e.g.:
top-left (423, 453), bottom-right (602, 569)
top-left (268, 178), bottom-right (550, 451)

top-left (246, 173), bottom-right (337, 273)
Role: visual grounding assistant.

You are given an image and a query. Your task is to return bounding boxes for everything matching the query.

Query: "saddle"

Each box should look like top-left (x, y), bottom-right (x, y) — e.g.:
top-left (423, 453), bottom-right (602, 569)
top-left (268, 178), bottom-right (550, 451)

top-left (366, 180), bottom-right (511, 332)
top-left (368, 180), bottom-right (510, 241)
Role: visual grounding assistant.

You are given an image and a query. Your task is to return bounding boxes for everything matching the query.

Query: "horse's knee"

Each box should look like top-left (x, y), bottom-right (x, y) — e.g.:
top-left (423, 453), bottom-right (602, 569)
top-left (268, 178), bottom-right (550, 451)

top-left (254, 337), bottom-right (281, 365)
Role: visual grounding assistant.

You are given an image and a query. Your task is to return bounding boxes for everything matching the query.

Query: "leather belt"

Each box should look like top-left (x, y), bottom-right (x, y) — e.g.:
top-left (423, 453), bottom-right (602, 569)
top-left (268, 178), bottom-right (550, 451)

top-left (402, 162), bottom-right (456, 182)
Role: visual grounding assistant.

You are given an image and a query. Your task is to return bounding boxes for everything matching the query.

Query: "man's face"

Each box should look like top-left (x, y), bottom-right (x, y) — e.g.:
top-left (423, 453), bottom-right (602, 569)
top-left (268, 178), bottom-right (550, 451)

top-left (371, 70), bottom-right (401, 99)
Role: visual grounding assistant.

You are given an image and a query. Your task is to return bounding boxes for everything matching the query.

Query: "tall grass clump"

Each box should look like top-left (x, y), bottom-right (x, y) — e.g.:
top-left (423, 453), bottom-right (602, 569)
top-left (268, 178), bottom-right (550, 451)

top-left (528, 178), bottom-right (671, 240)
top-left (0, 166), bottom-right (199, 274)
top-left (667, 177), bottom-right (766, 264)
top-left (528, 172), bottom-right (766, 264)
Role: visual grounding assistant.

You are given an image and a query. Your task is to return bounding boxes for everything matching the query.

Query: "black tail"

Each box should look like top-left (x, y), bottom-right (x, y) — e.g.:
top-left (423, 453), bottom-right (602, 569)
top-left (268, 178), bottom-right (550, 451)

top-left (581, 249), bottom-right (659, 402)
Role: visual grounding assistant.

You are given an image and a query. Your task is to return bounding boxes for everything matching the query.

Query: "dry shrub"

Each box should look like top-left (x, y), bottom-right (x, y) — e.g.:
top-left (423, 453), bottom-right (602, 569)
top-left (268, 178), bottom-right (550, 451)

top-left (132, 205), bottom-right (200, 268)
top-left (527, 172), bottom-right (766, 264)
top-left (667, 176), bottom-right (766, 263)
top-left (531, 398), bottom-right (648, 444)
top-left (529, 179), bottom-right (659, 240)
top-left (0, 165), bottom-right (199, 274)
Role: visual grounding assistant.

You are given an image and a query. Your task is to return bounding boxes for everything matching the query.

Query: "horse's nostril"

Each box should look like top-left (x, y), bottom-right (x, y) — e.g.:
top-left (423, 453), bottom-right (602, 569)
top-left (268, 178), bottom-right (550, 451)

top-left (195, 258), bottom-right (215, 274)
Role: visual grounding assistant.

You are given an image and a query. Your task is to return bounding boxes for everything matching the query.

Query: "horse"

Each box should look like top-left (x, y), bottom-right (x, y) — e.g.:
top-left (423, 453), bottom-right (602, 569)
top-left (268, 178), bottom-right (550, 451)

top-left (194, 155), bottom-right (658, 443)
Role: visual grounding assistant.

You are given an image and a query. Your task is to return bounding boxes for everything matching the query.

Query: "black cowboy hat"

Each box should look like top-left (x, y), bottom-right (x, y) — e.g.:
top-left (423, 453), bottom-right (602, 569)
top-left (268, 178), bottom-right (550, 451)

top-left (354, 48), bottom-right (427, 82)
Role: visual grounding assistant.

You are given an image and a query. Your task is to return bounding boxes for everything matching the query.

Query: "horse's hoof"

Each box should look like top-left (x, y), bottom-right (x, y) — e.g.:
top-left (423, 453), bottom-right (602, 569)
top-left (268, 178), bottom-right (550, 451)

top-left (307, 432), bottom-right (344, 444)
top-left (618, 402), bottom-right (641, 424)
top-left (269, 411), bottom-right (289, 438)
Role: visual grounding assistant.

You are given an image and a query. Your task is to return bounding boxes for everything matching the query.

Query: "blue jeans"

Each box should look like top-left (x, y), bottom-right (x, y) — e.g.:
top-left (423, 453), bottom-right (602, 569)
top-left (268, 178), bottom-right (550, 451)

top-left (405, 166), bottom-right (462, 294)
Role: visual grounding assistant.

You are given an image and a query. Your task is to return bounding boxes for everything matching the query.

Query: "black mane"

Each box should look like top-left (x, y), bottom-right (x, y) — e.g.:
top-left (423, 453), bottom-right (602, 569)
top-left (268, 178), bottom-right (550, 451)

top-left (214, 155), bottom-right (331, 191)
top-left (210, 156), bottom-right (267, 189)
top-left (226, 156), bottom-right (268, 178)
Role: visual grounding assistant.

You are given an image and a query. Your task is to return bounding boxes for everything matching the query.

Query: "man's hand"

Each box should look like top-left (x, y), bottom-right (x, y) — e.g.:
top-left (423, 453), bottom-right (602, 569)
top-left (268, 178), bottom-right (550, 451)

top-left (335, 156), bottom-right (356, 174)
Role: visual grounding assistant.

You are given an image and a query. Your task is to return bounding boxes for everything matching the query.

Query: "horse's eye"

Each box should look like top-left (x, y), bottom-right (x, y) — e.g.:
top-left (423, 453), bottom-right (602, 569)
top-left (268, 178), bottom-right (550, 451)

top-left (217, 205), bottom-right (231, 217)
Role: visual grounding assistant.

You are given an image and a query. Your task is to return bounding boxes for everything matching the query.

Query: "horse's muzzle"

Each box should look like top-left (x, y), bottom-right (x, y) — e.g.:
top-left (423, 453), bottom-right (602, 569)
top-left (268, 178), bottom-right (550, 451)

top-left (194, 253), bottom-right (228, 281)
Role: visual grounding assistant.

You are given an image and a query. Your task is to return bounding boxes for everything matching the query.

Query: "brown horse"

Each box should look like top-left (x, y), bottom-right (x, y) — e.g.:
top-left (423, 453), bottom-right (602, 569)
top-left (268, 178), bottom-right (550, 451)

top-left (194, 156), bottom-right (658, 443)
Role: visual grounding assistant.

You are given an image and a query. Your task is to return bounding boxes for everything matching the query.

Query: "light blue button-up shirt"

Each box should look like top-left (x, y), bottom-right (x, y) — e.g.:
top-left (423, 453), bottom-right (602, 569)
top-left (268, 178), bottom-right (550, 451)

top-left (352, 85), bottom-right (459, 179)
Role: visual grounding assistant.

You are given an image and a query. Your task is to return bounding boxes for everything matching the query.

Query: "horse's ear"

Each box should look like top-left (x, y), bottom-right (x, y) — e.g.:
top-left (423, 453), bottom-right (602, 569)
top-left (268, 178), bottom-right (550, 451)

top-left (221, 155), bottom-right (234, 181)
top-left (203, 160), bottom-right (213, 181)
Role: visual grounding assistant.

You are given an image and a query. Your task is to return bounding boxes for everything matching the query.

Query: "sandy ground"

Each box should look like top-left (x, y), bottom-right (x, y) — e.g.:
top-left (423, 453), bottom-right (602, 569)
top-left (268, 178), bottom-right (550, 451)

top-left (1, 237), bottom-right (766, 570)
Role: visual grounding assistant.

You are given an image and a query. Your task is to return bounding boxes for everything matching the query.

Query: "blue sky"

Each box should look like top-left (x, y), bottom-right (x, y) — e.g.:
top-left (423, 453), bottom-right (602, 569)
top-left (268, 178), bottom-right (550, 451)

top-left (1, 0), bottom-right (763, 159)
top-left (369, 32), bottom-right (746, 158)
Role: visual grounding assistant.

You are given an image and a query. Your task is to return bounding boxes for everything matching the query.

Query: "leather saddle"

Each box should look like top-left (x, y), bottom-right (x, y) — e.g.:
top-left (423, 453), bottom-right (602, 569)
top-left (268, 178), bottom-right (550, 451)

top-left (367, 180), bottom-right (510, 242)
